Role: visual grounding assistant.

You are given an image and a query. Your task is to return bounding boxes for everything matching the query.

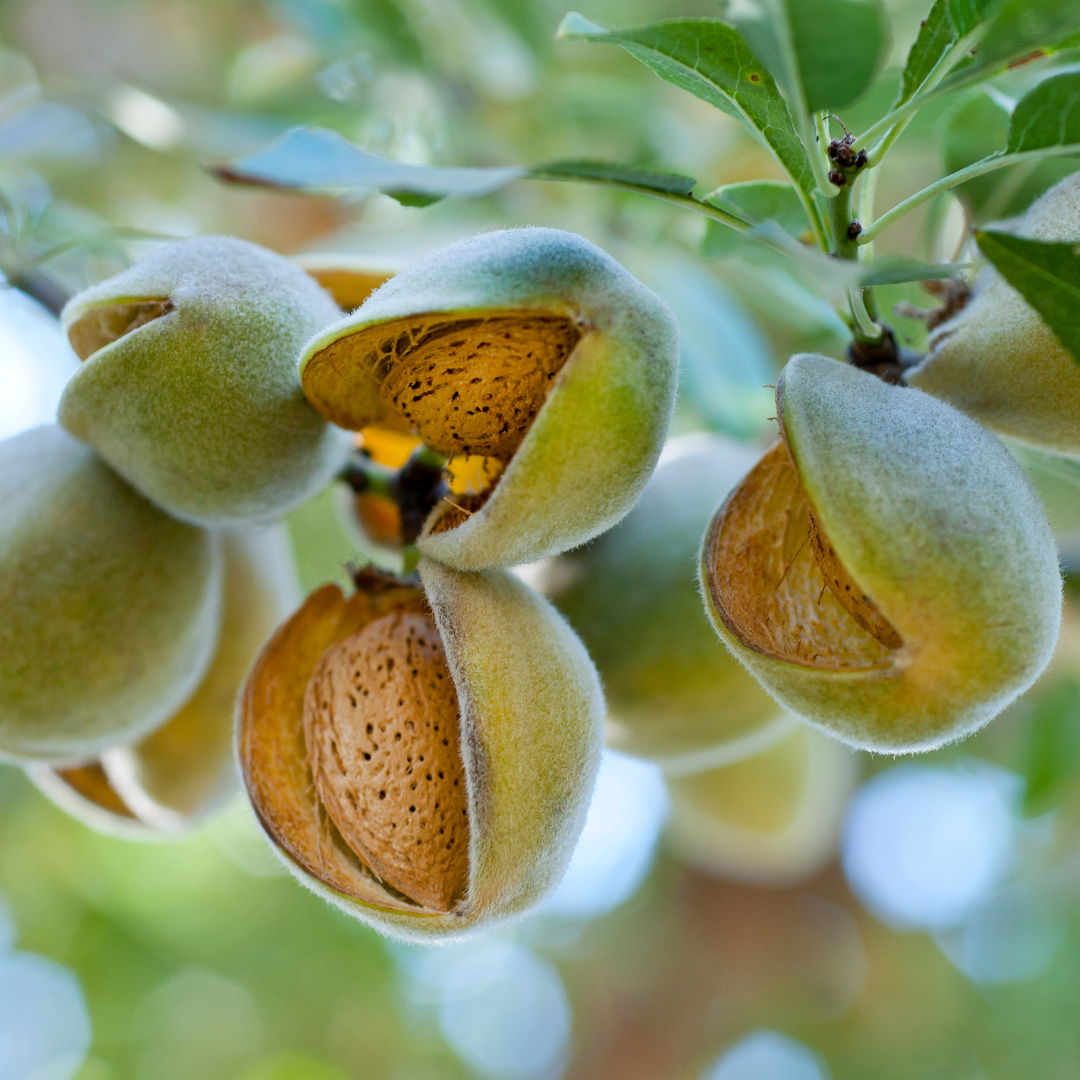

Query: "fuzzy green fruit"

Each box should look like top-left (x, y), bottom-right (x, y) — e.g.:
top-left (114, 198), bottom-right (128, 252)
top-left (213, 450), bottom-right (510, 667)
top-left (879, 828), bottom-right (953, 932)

top-left (665, 723), bottom-right (858, 887)
top-left (553, 434), bottom-right (789, 772)
top-left (701, 354), bottom-right (1061, 752)
top-left (910, 171), bottom-right (1080, 456)
top-left (239, 560), bottom-right (603, 941)
top-left (0, 425), bottom-right (222, 762)
top-left (27, 526), bottom-right (299, 835)
top-left (298, 228), bottom-right (679, 569)
top-left (59, 236), bottom-right (350, 525)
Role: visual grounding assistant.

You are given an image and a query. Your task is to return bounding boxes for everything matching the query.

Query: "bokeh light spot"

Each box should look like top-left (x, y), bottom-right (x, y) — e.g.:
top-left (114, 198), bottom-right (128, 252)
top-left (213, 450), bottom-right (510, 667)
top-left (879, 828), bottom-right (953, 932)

top-left (934, 881), bottom-right (1067, 985)
top-left (842, 762), bottom-right (1019, 931)
top-left (132, 969), bottom-right (265, 1080)
top-left (435, 942), bottom-right (571, 1080)
top-left (0, 951), bottom-right (91, 1080)
top-left (702, 1030), bottom-right (828, 1080)
top-left (0, 287), bottom-right (80, 441)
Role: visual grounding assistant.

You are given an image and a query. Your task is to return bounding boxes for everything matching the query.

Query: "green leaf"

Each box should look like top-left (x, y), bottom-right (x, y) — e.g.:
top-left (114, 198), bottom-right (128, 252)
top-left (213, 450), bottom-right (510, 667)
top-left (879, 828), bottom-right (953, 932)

top-left (946, 0), bottom-right (1080, 85)
top-left (894, 0), bottom-right (996, 106)
top-left (976, 227), bottom-right (1080, 363)
top-left (531, 160), bottom-right (697, 196)
top-left (344, 0), bottom-right (424, 66)
top-left (719, 0), bottom-right (886, 112)
top-left (701, 180), bottom-right (810, 255)
top-left (944, 90), bottom-right (1080, 221)
top-left (1021, 677), bottom-right (1080, 815)
top-left (212, 127), bottom-right (525, 199)
top-left (556, 14), bottom-right (815, 197)
top-left (1008, 70), bottom-right (1080, 153)
top-left (214, 128), bottom-right (701, 206)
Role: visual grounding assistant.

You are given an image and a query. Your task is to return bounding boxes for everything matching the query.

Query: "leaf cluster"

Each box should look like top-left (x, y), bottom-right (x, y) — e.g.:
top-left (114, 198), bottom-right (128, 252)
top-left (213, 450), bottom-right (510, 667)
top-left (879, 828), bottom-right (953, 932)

top-left (211, 0), bottom-right (1080, 351)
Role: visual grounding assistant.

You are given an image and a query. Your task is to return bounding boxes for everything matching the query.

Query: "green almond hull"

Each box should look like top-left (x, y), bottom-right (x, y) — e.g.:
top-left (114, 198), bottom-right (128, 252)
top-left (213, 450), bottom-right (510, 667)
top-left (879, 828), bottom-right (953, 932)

top-left (299, 228), bottom-right (679, 569)
top-left (910, 171), bottom-right (1080, 458)
top-left (0, 426), bottom-right (222, 762)
top-left (59, 236), bottom-right (350, 526)
top-left (267, 560), bottom-right (605, 942)
top-left (555, 434), bottom-right (783, 768)
top-left (703, 356), bottom-right (1061, 753)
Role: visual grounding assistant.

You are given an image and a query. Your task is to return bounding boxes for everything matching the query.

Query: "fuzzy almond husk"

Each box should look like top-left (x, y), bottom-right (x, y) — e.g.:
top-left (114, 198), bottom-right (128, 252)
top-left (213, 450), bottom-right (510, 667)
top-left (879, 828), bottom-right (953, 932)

top-left (29, 526), bottom-right (299, 837)
top-left (238, 558), bottom-right (604, 941)
top-left (59, 236), bottom-right (350, 526)
top-left (297, 228), bottom-right (679, 569)
top-left (0, 425), bottom-right (222, 763)
top-left (665, 722), bottom-right (859, 886)
top-left (701, 354), bottom-right (1061, 753)
top-left (910, 171), bottom-right (1080, 457)
top-left (553, 434), bottom-right (789, 773)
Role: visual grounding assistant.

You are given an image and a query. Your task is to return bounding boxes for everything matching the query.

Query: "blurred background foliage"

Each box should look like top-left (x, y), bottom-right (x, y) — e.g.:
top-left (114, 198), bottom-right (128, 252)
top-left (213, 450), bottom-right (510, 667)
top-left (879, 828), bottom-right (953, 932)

top-left (5, 0), bottom-right (1080, 1077)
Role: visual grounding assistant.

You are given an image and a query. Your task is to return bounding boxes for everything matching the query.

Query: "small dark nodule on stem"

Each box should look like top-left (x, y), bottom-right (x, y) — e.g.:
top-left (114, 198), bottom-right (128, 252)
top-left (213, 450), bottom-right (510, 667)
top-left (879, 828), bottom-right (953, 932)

top-left (846, 323), bottom-right (921, 386)
top-left (847, 220), bottom-right (863, 240)
top-left (827, 135), bottom-right (868, 191)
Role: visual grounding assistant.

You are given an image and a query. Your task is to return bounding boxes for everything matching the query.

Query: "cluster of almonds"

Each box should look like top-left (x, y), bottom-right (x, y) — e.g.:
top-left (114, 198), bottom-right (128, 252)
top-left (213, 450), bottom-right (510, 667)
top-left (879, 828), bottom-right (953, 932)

top-left (0, 228), bottom-right (679, 939)
top-left (2, 166), bottom-right (1075, 936)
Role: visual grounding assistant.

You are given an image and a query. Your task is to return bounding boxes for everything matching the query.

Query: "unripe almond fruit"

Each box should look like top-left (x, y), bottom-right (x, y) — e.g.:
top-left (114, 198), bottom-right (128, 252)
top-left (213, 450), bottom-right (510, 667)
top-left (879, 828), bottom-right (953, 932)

top-left (26, 527), bottom-right (298, 835)
top-left (552, 434), bottom-right (789, 773)
top-left (27, 526), bottom-right (300, 835)
top-left (298, 228), bottom-right (679, 569)
top-left (665, 722), bottom-right (859, 887)
top-left (239, 559), bottom-right (604, 940)
top-left (701, 354), bottom-right (1061, 752)
top-left (58, 236), bottom-right (351, 526)
top-left (910, 171), bottom-right (1080, 457)
top-left (0, 425), bottom-right (222, 763)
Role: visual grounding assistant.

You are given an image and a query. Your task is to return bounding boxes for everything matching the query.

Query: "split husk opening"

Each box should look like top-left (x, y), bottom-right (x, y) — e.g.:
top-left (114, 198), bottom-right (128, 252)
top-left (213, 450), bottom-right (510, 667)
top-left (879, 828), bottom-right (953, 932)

top-left (704, 442), bottom-right (903, 671)
top-left (306, 310), bottom-right (582, 537)
top-left (239, 570), bottom-right (473, 916)
top-left (67, 299), bottom-right (174, 361)
top-left (53, 762), bottom-right (137, 819)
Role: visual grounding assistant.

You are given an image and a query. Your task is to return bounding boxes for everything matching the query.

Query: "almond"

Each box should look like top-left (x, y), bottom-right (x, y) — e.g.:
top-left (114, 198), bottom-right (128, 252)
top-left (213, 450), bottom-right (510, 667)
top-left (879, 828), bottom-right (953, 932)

top-left (701, 353), bottom-right (1061, 752)
top-left (298, 228), bottom-right (679, 571)
top-left (238, 559), bottom-right (605, 941)
top-left (302, 611), bottom-right (469, 911)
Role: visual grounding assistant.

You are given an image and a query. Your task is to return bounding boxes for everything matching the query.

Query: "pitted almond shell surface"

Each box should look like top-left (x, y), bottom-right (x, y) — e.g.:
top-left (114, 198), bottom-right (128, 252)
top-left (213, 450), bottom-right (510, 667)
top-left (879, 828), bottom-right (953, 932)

top-left (240, 576), bottom-right (437, 915)
top-left (303, 311), bottom-right (581, 460)
top-left (297, 229), bottom-right (678, 571)
top-left (303, 611), bottom-right (469, 911)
